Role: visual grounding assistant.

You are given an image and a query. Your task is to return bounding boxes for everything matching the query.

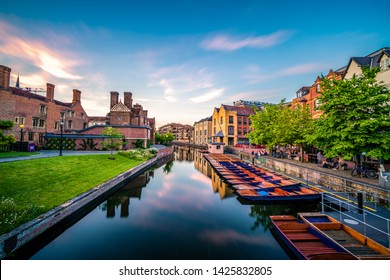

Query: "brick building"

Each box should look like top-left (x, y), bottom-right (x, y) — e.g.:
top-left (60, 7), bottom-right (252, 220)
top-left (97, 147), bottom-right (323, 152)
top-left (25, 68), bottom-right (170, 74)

top-left (211, 103), bottom-right (256, 146)
top-left (0, 64), bottom-right (155, 150)
top-left (158, 123), bottom-right (194, 143)
top-left (85, 91), bottom-right (156, 148)
top-left (0, 65), bottom-right (88, 149)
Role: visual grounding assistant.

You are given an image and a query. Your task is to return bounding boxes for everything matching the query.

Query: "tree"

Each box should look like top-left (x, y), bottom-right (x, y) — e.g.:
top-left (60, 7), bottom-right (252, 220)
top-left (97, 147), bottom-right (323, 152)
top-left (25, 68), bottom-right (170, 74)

top-left (155, 132), bottom-right (174, 145)
top-left (0, 120), bottom-right (16, 149)
top-left (101, 127), bottom-right (124, 159)
top-left (248, 101), bottom-right (313, 158)
top-left (307, 67), bottom-right (390, 160)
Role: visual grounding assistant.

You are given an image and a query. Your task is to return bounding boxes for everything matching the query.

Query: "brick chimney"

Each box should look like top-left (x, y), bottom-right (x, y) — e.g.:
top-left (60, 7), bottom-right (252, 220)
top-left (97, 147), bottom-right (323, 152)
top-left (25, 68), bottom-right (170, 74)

top-left (73, 89), bottom-right (81, 103)
top-left (46, 83), bottom-right (55, 101)
top-left (0, 65), bottom-right (11, 89)
top-left (124, 92), bottom-right (133, 109)
top-left (110, 91), bottom-right (119, 108)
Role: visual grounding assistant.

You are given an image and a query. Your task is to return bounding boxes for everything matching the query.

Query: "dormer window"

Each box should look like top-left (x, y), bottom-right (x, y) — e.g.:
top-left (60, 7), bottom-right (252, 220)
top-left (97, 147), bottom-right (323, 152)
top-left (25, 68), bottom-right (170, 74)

top-left (380, 58), bottom-right (389, 71)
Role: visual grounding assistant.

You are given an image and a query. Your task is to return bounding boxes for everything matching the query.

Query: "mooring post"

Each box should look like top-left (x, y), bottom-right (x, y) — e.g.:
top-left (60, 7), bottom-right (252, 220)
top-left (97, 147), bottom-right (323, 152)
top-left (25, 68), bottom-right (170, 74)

top-left (358, 192), bottom-right (363, 214)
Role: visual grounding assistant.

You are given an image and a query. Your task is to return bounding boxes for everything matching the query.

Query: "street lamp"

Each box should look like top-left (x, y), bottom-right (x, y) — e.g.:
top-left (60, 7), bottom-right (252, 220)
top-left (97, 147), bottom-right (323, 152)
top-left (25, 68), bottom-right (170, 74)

top-left (19, 124), bottom-right (24, 151)
top-left (59, 119), bottom-right (64, 156)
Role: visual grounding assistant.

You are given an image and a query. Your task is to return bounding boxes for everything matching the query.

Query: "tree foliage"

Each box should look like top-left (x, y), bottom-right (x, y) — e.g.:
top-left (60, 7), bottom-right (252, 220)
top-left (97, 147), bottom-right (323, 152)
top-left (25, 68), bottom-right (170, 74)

top-left (248, 101), bottom-right (313, 149)
top-left (155, 132), bottom-right (174, 145)
top-left (307, 67), bottom-right (390, 160)
top-left (101, 127), bottom-right (124, 159)
top-left (0, 119), bottom-right (16, 146)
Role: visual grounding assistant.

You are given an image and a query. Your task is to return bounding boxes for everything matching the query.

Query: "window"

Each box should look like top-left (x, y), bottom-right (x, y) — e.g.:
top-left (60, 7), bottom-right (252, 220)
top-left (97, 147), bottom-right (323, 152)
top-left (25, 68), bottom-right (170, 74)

top-left (220, 117), bottom-right (223, 124)
top-left (18, 117), bottom-right (25, 125)
top-left (14, 117), bottom-right (19, 124)
top-left (243, 118), bottom-right (247, 125)
top-left (316, 83), bottom-right (321, 92)
top-left (381, 59), bottom-right (389, 71)
top-left (228, 126), bottom-right (234, 135)
top-left (238, 117), bottom-right (242, 125)
top-left (38, 133), bottom-right (44, 143)
top-left (314, 99), bottom-right (321, 108)
top-left (204, 129), bottom-right (206, 135)
top-left (54, 122), bottom-right (59, 130)
top-left (214, 127), bottom-right (216, 134)
top-left (214, 118), bottom-right (216, 125)
top-left (28, 132), bottom-right (34, 141)
top-left (40, 105), bottom-right (47, 114)
top-left (60, 112), bottom-right (65, 119)
top-left (238, 127), bottom-right (242, 135)
top-left (228, 116), bottom-right (233, 124)
top-left (39, 119), bottom-right (45, 128)
top-left (68, 120), bottom-right (73, 129)
top-left (243, 128), bottom-right (247, 135)
top-left (32, 118), bottom-right (39, 127)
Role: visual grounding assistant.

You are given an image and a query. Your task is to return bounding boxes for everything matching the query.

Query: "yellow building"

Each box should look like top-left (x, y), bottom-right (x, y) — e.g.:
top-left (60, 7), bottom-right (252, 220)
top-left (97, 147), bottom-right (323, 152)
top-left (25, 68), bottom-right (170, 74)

top-left (211, 103), bottom-right (256, 146)
top-left (193, 116), bottom-right (212, 146)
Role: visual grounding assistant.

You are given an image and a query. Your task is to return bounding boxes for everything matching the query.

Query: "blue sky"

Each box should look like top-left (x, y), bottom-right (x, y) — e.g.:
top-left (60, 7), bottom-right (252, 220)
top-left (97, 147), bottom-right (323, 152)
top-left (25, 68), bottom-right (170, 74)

top-left (1, 0), bottom-right (389, 128)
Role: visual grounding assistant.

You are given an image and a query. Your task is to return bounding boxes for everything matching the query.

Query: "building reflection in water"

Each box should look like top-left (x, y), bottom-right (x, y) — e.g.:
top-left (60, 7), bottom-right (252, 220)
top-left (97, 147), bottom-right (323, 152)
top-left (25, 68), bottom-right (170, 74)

top-left (174, 145), bottom-right (194, 162)
top-left (102, 171), bottom-right (154, 218)
top-left (192, 147), bottom-right (235, 200)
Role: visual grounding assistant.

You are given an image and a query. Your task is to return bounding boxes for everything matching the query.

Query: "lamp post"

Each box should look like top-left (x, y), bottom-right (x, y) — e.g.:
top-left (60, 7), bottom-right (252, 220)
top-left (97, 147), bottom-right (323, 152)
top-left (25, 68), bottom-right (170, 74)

top-left (19, 124), bottom-right (24, 151)
top-left (59, 119), bottom-right (64, 156)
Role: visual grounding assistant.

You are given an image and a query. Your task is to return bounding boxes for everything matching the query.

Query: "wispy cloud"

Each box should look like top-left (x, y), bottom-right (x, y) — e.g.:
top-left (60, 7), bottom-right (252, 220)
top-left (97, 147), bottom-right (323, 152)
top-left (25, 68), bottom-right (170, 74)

top-left (189, 88), bottom-right (224, 103)
top-left (0, 20), bottom-right (83, 80)
top-left (244, 62), bottom-right (323, 84)
top-left (200, 30), bottom-right (292, 51)
top-left (199, 229), bottom-right (266, 246)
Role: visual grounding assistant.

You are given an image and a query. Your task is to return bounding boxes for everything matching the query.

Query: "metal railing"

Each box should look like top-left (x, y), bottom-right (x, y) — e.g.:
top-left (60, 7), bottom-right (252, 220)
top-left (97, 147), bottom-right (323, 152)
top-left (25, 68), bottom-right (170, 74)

top-left (321, 192), bottom-right (390, 249)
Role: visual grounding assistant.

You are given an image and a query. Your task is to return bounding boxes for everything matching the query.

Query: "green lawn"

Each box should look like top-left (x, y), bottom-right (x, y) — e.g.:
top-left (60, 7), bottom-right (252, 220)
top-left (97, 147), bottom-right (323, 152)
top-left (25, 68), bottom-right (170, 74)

top-left (0, 154), bottom-right (145, 235)
top-left (0, 151), bottom-right (40, 158)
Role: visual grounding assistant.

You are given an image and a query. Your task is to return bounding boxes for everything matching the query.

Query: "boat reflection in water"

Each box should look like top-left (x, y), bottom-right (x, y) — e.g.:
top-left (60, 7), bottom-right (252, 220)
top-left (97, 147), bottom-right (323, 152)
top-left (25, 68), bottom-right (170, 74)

top-left (14, 146), bottom-right (319, 260)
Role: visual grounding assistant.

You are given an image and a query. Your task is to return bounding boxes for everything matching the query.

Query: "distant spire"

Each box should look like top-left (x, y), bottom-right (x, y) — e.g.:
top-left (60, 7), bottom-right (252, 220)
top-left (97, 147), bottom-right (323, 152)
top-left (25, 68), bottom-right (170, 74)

top-left (15, 73), bottom-right (20, 88)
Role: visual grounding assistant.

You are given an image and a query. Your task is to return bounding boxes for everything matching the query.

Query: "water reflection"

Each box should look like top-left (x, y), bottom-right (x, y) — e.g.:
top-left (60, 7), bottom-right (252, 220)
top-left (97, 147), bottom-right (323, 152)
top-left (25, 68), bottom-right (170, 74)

top-left (99, 171), bottom-right (153, 218)
top-left (17, 146), bottom-right (319, 260)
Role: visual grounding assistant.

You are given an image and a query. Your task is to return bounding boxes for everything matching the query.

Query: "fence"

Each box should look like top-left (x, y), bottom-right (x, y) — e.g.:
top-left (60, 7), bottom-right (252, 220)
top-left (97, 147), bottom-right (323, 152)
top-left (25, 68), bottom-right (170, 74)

top-left (321, 192), bottom-right (390, 249)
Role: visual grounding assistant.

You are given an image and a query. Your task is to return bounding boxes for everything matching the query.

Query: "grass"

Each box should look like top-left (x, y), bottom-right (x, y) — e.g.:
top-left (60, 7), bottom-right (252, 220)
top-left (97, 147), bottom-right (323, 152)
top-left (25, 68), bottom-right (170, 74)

top-left (0, 154), bottom-right (145, 235)
top-left (0, 151), bottom-right (40, 158)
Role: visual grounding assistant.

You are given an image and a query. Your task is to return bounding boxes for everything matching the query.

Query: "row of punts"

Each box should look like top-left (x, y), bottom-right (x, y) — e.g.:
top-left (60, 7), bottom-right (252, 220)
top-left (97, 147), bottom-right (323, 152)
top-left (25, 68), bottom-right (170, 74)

top-left (203, 153), bottom-right (321, 202)
top-left (202, 152), bottom-right (390, 259)
top-left (270, 213), bottom-right (390, 260)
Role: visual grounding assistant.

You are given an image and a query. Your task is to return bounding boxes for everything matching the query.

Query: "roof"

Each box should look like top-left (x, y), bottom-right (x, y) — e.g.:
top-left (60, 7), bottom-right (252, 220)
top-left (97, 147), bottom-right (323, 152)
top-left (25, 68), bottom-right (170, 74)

top-left (44, 133), bottom-right (121, 139)
top-left (111, 101), bottom-right (131, 112)
top-left (222, 104), bottom-right (255, 116)
top-left (214, 130), bottom-right (224, 137)
top-left (9, 87), bottom-right (73, 107)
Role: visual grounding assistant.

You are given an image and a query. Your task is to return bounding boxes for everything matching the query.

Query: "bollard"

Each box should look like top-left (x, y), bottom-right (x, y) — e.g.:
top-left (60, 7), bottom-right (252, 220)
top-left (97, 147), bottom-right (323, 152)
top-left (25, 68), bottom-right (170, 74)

top-left (358, 192), bottom-right (363, 214)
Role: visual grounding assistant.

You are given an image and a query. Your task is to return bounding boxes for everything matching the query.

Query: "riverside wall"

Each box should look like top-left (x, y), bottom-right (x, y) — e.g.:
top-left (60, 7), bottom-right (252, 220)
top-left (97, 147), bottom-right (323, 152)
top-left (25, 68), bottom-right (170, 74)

top-left (226, 147), bottom-right (390, 208)
top-left (0, 147), bottom-right (174, 259)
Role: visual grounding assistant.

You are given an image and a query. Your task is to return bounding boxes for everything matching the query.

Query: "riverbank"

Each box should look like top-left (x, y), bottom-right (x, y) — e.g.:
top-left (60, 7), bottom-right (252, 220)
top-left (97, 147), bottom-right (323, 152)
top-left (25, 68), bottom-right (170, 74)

top-left (0, 146), bottom-right (174, 259)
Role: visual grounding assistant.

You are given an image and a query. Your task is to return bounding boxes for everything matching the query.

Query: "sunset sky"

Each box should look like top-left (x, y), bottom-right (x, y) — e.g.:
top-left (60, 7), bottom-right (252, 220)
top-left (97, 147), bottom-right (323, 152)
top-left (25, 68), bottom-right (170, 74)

top-left (1, 0), bottom-right (389, 128)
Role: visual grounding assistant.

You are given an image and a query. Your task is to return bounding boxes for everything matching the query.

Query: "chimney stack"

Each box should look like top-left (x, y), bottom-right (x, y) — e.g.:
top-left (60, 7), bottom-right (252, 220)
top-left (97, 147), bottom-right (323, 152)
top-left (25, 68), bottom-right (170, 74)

top-left (73, 89), bottom-right (81, 103)
top-left (0, 65), bottom-right (11, 89)
top-left (124, 92), bottom-right (133, 109)
top-left (110, 91), bottom-right (119, 108)
top-left (46, 83), bottom-right (55, 101)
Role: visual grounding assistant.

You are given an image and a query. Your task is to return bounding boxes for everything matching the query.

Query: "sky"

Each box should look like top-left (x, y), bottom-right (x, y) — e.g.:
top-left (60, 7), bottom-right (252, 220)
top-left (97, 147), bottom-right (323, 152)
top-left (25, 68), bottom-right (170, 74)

top-left (1, 0), bottom-right (389, 128)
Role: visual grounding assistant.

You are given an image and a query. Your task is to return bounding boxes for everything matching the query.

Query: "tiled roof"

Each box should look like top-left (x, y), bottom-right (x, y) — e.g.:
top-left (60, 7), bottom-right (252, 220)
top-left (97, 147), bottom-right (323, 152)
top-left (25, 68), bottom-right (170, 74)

top-left (222, 104), bottom-right (255, 116)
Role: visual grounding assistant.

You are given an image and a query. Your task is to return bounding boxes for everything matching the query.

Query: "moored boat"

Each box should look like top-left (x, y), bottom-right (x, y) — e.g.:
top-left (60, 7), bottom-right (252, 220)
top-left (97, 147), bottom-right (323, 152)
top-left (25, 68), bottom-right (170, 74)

top-left (298, 212), bottom-right (390, 259)
top-left (270, 215), bottom-right (358, 260)
top-left (236, 186), bottom-right (321, 202)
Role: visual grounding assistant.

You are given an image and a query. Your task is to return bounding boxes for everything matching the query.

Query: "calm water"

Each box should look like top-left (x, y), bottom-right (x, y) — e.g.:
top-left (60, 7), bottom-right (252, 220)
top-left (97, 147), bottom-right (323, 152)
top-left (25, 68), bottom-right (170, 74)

top-left (17, 147), bottom-right (319, 260)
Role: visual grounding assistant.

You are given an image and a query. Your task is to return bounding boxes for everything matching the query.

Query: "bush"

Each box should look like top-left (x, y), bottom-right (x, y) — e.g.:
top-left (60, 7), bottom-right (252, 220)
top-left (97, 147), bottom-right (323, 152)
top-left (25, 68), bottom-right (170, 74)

top-left (118, 148), bottom-right (157, 161)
